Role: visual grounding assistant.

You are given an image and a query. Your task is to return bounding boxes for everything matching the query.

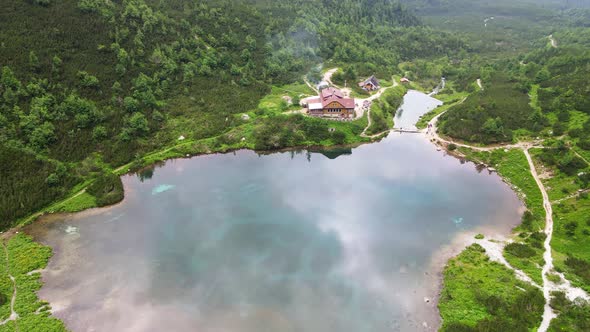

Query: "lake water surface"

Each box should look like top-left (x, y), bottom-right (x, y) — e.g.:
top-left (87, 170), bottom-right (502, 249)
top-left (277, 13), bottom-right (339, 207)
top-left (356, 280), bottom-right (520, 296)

top-left (28, 92), bottom-right (522, 332)
top-left (394, 90), bottom-right (443, 130)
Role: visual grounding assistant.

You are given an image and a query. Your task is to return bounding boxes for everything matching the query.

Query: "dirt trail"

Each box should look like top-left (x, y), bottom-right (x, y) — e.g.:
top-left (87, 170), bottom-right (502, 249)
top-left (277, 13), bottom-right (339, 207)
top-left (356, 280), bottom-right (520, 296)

top-left (303, 76), bottom-right (319, 95)
top-left (359, 109), bottom-right (391, 139)
top-left (572, 150), bottom-right (590, 166)
top-left (0, 242), bottom-right (19, 329)
top-left (475, 238), bottom-right (541, 287)
top-left (322, 68), bottom-right (338, 86)
top-left (552, 189), bottom-right (590, 204)
top-left (524, 148), bottom-right (557, 332)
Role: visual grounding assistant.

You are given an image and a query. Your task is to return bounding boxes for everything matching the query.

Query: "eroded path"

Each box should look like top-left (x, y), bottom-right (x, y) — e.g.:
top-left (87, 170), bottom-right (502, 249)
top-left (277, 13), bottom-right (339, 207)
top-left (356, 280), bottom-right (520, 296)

top-left (524, 148), bottom-right (557, 332)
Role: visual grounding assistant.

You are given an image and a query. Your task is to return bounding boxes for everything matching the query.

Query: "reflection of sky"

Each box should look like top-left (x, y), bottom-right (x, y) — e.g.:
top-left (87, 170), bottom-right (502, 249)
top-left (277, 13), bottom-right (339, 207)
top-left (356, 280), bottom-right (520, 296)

top-left (35, 135), bottom-right (521, 332)
top-left (394, 91), bottom-right (443, 130)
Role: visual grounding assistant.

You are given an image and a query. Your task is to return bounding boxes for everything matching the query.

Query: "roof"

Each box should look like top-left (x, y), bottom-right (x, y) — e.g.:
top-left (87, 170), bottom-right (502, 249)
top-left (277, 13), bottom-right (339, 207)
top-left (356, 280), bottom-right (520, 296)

top-left (360, 75), bottom-right (379, 87)
top-left (317, 81), bottom-right (329, 89)
top-left (309, 102), bottom-right (323, 110)
top-left (320, 87), bottom-right (355, 109)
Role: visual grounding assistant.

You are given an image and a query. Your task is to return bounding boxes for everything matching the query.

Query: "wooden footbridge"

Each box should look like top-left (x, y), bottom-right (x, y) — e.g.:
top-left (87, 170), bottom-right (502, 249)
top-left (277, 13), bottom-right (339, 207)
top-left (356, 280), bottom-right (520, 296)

top-left (392, 128), bottom-right (422, 134)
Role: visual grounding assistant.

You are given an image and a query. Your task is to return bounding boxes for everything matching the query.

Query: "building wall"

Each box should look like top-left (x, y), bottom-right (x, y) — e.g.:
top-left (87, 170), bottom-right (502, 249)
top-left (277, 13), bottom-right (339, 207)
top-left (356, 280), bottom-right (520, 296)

top-left (309, 108), bottom-right (354, 118)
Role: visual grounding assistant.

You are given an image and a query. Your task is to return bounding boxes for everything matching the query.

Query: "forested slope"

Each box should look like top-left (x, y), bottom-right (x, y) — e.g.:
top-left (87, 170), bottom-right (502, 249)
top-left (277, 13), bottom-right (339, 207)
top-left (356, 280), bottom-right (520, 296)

top-left (0, 0), bottom-right (464, 228)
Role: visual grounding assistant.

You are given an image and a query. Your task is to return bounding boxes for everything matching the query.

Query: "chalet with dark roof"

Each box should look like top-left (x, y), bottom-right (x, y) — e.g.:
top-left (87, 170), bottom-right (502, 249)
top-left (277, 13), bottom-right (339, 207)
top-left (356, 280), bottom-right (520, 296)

top-left (306, 87), bottom-right (355, 118)
top-left (359, 75), bottom-right (380, 91)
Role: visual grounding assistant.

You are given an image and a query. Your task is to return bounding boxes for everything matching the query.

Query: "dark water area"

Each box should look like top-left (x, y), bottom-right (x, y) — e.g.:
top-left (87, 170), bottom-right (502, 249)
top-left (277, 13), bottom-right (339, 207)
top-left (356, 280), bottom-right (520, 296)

top-left (27, 92), bottom-right (522, 332)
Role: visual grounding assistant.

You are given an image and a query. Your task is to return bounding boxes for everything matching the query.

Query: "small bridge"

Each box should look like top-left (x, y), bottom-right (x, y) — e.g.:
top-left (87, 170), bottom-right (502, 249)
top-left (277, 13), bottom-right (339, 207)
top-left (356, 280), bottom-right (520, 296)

top-left (392, 128), bottom-right (422, 134)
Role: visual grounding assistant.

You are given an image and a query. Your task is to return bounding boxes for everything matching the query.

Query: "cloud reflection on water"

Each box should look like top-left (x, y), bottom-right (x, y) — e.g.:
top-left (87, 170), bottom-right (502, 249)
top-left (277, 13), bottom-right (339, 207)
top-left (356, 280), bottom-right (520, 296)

top-left (31, 133), bottom-right (521, 332)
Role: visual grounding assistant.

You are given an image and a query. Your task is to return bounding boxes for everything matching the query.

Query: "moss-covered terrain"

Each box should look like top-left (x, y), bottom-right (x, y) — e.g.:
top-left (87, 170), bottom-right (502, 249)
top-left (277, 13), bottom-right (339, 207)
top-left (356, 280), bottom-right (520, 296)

top-left (439, 244), bottom-right (544, 331)
top-left (0, 234), bottom-right (66, 332)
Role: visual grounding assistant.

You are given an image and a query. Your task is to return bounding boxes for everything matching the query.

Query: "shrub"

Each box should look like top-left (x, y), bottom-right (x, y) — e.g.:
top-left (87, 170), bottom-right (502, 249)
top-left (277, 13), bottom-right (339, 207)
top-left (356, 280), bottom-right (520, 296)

top-left (578, 139), bottom-right (590, 151)
top-left (505, 243), bottom-right (536, 258)
top-left (77, 71), bottom-right (99, 88)
top-left (87, 173), bottom-right (124, 207)
top-left (564, 221), bottom-right (578, 237)
top-left (564, 257), bottom-right (590, 284)
top-left (331, 131), bottom-right (346, 144)
top-left (547, 273), bottom-right (562, 284)
top-left (521, 211), bottom-right (534, 230)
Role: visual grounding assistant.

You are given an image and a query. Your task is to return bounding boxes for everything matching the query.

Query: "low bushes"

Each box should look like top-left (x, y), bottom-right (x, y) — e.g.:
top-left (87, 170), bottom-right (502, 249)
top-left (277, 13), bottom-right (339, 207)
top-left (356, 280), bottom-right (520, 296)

top-left (564, 257), bottom-right (590, 285)
top-left (439, 244), bottom-right (543, 331)
top-left (86, 173), bottom-right (124, 207)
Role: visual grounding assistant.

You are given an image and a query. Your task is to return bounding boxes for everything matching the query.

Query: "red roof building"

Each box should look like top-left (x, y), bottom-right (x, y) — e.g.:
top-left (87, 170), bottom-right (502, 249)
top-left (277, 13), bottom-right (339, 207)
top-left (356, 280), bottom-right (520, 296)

top-left (307, 87), bottom-right (355, 118)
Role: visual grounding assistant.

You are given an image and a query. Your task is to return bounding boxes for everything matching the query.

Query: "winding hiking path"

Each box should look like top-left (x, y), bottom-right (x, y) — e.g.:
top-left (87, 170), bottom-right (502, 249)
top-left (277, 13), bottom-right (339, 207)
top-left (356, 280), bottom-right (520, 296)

top-left (322, 68), bottom-right (338, 86)
top-left (524, 148), bottom-right (557, 332)
top-left (475, 238), bottom-right (541, 288)
top-left (359, 108), bottom-right (391, 139)
top-left (303, 76), bottom-right (319, 95)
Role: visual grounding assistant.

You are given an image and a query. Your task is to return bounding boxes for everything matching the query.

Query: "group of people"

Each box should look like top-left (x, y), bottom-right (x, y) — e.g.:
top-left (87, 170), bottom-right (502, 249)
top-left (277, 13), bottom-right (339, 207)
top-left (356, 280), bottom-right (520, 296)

top-left (426, 123), bottom-right (434, 134)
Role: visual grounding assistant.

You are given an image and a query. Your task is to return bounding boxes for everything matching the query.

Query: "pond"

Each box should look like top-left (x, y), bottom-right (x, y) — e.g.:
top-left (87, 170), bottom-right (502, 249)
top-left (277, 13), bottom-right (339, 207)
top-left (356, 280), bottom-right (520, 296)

top-left (394, 90), bottom-right (443, 130)
top-left (28, 92), bottom-right (522, 332)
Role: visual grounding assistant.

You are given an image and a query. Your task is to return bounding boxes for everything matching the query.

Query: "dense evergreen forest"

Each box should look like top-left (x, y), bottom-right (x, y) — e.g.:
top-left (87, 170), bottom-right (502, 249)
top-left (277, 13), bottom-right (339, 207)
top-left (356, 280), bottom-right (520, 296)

top-left (0, 0), bottom-right (465, 228)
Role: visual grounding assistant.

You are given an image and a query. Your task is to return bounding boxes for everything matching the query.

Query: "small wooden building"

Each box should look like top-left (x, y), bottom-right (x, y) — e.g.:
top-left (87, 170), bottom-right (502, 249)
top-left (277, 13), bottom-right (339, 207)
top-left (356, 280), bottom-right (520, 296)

top-left (358, 75), bottom-right (380, 91)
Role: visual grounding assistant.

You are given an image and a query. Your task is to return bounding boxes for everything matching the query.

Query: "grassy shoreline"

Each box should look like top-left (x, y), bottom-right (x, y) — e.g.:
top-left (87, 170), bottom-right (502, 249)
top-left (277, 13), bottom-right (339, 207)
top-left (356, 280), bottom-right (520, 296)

top-left (0, 234), bottom-right (67, 332)
top-left (436, 146), bottom-right (547, 330)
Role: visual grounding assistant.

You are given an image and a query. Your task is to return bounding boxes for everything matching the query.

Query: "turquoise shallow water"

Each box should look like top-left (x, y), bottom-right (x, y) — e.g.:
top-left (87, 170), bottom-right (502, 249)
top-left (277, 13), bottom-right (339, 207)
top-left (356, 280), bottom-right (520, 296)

top-left (28, 93), bottom-right (522, 332)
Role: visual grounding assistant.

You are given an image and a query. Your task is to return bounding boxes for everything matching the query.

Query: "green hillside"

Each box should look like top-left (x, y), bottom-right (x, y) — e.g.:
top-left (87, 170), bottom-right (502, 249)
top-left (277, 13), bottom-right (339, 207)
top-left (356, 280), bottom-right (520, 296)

top-left (0, 0), bottom-right (465, 228)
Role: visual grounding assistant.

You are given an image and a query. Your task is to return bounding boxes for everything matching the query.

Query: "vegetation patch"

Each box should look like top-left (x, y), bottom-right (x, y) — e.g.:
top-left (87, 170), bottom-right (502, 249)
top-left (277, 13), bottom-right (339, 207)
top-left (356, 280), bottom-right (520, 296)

top-left (365, 85), bottom-right (407, 135)
top-left (0, 234), bottom-right (66, 332)
top-left (86, 173), bottom-right (124, 207)
top-left (439, 74), bottom-right (540, 144)
top-left (455, 148), bottom-right (545, 284)
top-left (439, 244), bottom-right (544, 331)
top-left (548, 291), bottom-right (590, 331)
